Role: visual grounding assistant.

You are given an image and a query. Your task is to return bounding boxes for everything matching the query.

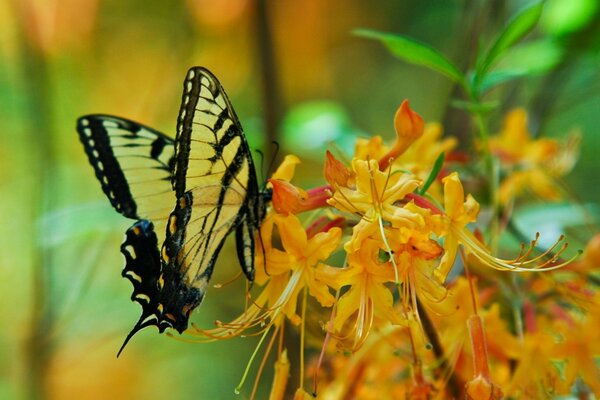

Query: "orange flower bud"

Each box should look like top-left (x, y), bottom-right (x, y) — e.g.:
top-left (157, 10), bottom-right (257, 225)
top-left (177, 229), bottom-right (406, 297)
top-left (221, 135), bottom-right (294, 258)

top-left (324, 150), bottom-right (352, 188)
top-left (465, 315), bottom-right (504, 399)
top-left (269, 179), bottom-right (331, 215)
top-left (395, 99), bottom-right (425, 139)
top-left (379, 100), bottom-right (425, 170)
top-left (269, 179), bottom-right (307, 214)
top-left (269, 350), bottom-right (290, 400)
top-left (465, 375), bottom-right (504, 400)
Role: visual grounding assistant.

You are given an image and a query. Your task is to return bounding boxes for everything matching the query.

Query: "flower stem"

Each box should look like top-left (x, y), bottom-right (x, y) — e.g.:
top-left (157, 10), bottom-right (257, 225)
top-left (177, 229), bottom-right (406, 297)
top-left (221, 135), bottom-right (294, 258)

top-left (474, 111), bottom-right (500, 251)
top-left (416, 298), bottom-right (462, 398)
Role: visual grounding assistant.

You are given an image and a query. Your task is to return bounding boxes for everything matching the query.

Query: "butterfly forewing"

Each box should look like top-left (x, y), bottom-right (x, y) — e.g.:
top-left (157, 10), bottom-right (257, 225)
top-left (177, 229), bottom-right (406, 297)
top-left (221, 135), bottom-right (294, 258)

top-left (165, 67), bottom-right (258, 296)
top-left (77, 115), bottom-right (176, 241)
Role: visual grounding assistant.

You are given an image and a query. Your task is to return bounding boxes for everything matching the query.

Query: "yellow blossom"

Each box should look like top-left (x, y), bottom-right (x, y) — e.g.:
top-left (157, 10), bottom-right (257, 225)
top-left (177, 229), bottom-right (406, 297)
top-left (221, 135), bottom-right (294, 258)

top-left (437, 172), bottom-right (570, 275)
top-left (489, 108), bottom-right (580, 204)
top-left (255, 213), bottom-right (342, 323)
top-left (327, 158), bottom-right (423, 253)
top-left (317, 238), bottom-right (405, 350)
top-left (271, 154), bottom-right (301, 181)
top-left (436, 172), bottom-right (480, 282)
top-left (395, 122), bottom-right (457, 178)
top-left (354, 135), bottom-right (386, 162)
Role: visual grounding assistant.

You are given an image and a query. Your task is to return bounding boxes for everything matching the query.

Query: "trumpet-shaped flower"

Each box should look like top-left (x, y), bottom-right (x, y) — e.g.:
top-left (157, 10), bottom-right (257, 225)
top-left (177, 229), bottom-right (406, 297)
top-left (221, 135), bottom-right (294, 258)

top-left (316, 238), bottom-right (405, 350)
top-left (437, 172), bottom-right (572, 278)
top-left (327, 158), bottom-right (423, 253)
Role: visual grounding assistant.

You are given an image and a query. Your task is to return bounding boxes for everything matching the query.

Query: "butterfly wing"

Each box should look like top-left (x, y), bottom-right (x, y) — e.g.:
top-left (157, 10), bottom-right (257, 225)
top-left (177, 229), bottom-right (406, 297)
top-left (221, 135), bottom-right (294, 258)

top-left (77, 115), bottom-right (176, 240)
top-left (160, 67), bottom-right (261, 322)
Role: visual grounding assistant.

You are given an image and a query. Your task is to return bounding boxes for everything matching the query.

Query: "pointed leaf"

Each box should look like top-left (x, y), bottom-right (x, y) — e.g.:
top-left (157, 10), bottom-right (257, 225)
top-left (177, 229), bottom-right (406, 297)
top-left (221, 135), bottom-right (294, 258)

top-left (477, 2), bottom-right (544, 77)
top-left (479, 39), bottom-right (564, 92)
top-left (418, 152), bottom-right (445, 195)
top-left (355, 29), bottom-right (465, 85)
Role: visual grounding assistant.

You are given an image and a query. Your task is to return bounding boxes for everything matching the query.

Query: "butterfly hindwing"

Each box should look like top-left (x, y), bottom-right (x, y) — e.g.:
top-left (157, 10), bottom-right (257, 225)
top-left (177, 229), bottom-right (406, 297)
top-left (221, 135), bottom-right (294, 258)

top-left (119, 219), bottom-right (198, 356)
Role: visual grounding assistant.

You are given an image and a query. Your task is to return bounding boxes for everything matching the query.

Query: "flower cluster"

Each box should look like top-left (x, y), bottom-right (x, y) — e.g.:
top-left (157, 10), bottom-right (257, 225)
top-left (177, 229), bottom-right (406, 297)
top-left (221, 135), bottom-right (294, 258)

top-left (185, 101), bottom-right (594, 399)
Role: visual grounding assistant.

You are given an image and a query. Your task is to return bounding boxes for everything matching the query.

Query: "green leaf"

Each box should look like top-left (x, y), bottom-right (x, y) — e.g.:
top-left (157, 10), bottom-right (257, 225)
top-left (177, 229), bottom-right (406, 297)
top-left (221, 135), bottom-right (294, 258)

top-left (418, 152), bottom-right (445, 195)
top-left (478, 70), bottom-right (529, 92)
top-left (354, 29), bottom-right (465, 85)
top-left (476, 2), bottom-right (544, 79)
top-left (478, 39), bottom-right (564, 92)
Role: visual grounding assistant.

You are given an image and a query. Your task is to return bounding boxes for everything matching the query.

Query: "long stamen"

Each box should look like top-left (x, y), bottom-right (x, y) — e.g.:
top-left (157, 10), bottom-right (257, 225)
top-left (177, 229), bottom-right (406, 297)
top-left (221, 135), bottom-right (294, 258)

top-left (250, 323), bottom-right (281, 400)
top-left (235, 324), bottom-right (273, 395)
top-left (378, 215), bottom-right (400, 283)
top-left (457, 228), bottom-right (577, 271)
top-left (313, 289), bottom-right (340, 396)
top-left (299, 287), bottom-right (308, 390)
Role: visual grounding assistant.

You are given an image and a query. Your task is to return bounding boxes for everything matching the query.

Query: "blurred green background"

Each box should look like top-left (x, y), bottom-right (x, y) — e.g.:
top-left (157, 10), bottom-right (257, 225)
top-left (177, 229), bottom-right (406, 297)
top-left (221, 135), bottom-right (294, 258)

top-left (1, 0), bottom-right (599, 399)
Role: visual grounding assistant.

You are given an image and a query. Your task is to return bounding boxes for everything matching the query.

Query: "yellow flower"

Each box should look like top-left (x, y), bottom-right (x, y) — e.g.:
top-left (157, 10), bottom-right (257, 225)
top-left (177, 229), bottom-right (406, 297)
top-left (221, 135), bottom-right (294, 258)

top-left (271, 154), bottom-right (302, 181)
top-left (436, 172), bottom-right (480, 282)
top-left (354, 135), bottom-right (386, 162)
top-left (438, 172), bottom-right (571, 275)
top-left (327, 158), bottom-right (423, 253)
top-left (317, 238), bottom-right (404, 350)
top-left (489, 108), bottom-right (580, 204)
top-left (550, 306), bottom-right (600, 395)
top-left (395, 122), bottom-right (457, 199)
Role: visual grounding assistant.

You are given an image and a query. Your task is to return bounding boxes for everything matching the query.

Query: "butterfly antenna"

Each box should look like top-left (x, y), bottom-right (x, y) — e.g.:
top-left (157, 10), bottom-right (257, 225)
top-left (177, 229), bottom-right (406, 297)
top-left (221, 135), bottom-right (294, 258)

top-left (256, 149), bottom-right (266, 183)
top-left (267, 141), bottom-right (280, 176)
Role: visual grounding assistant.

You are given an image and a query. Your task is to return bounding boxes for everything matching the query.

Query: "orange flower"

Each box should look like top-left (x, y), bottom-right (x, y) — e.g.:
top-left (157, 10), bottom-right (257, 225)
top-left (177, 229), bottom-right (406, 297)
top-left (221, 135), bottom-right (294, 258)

top-left (269, 179), bottom-right (330, 215)
top-left (324, 150), bottom-right (352, 188)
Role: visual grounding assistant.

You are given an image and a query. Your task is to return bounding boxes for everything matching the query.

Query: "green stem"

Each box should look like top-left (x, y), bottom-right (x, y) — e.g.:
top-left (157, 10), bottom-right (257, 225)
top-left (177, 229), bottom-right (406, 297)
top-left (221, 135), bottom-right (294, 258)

top-left (474, 107), bottom-right (500, 252)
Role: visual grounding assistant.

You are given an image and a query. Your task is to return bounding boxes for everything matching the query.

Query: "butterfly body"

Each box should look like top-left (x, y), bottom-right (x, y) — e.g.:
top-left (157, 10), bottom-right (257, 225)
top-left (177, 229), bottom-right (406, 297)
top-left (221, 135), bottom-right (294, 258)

top-left (77, 67), bottom-right (269, 355)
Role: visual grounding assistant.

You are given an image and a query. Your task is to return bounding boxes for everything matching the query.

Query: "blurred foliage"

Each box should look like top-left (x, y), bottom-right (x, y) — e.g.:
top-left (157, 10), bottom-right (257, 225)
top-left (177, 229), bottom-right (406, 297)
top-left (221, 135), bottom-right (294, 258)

top-left (0, 0), bottom-right (599, 399)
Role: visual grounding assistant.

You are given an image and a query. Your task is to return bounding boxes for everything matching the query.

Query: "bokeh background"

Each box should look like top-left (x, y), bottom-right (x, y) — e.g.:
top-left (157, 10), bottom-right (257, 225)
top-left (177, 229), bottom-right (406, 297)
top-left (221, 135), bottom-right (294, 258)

top-left (1, 0), bottom-right (599, 398)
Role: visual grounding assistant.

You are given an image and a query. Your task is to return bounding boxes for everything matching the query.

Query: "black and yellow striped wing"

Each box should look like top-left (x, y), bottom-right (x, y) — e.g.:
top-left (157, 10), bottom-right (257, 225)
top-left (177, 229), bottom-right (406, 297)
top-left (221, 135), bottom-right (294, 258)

top-left (77, 115), bottom-right (176, 241)
top-left (157, 67), bottom-right (263, 331)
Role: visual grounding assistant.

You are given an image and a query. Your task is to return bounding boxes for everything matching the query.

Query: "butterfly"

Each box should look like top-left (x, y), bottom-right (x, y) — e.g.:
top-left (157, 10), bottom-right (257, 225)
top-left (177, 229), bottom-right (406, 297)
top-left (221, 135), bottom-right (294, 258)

top-left (77, 67), bottom-right (270, 355)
